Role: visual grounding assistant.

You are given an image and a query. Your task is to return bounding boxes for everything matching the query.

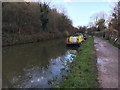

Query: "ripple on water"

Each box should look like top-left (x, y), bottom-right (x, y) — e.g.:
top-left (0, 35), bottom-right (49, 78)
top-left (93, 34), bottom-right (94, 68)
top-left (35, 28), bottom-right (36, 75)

top-left (6, 50), bottom-right (77, 88)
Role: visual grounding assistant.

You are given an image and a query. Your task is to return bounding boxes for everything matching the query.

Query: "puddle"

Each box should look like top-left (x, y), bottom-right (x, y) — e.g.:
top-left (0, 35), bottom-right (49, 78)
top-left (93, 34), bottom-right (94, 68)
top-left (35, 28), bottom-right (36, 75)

top-left (104, 58), bottom-right (109, 62)
top-left (100, 44), bottom-right (104, 47)
top-left (97, 57), bottom-right (109, 65)
top-left (96, 49), bottom-right (99, 51)
top-left (97, 58), bottom-right (103, 65)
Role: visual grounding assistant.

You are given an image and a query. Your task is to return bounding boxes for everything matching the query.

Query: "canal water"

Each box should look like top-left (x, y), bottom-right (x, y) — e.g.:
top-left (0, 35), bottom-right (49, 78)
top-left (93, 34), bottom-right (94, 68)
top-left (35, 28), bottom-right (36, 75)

top-left (2, 39), bottom-right (77, 88)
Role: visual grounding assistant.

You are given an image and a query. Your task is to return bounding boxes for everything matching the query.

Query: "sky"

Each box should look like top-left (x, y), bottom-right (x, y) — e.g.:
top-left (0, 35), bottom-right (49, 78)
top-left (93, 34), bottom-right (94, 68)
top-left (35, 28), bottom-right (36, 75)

top-left (27, 0), bottom-right (117, 27)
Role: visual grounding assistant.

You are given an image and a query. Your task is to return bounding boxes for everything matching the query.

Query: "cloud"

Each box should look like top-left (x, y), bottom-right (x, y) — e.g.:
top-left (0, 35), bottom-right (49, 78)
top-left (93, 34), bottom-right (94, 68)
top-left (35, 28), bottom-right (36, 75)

top-left (24, 0), bottom-right (118, 3)
top-left (64, 0), bottom-right (72, 2)
top-left (63, 0), bottom-right (118, 2)
top-left (73, 22), bottom-right (78, 27)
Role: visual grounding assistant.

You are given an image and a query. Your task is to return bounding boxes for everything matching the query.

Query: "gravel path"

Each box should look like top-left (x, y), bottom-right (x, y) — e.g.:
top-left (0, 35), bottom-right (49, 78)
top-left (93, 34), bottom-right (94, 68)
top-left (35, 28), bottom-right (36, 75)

top-left (94, 37), bottom-right (118, 88)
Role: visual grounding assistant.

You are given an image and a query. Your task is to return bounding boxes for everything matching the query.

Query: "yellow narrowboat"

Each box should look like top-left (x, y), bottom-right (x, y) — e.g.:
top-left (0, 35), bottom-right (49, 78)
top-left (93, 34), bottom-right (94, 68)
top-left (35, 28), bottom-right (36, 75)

top-left (66, 33), bottom-right (84, 46)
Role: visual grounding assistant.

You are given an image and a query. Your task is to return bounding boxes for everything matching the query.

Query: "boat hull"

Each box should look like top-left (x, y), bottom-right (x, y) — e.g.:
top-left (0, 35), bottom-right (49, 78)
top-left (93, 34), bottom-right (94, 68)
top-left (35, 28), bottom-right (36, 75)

top-left (66, 42), bottom-right (80, 47)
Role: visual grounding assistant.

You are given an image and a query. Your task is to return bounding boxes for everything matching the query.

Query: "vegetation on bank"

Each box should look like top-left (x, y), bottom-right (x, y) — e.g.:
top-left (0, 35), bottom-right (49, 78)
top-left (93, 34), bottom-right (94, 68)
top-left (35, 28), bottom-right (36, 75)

top-left (93, 31), bottom-right (120, 49)
top-left (83, 1), bottom-right (120, 49)
top-left (60, 37), bottom-right (99, 88)
top-left (2, 2), bottom-right (76, 46)
top-left (108, 38), bottom-right (120, 49)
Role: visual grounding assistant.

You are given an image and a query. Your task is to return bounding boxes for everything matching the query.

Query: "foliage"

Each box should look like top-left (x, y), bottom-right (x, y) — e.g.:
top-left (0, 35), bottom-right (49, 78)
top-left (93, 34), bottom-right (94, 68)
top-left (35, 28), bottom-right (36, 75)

top-left (77, 26), bottom-right (87, 33)
top-left (2, 2), bottom-right (75, 46)
top-left (96, 18), bottom-right (105, 31)
top-left (39, 3), bottom-right (49, 31)
top-left (109, 1), bottom-right (120, 34)
top-left (91, 2), bottom-right (120, 48)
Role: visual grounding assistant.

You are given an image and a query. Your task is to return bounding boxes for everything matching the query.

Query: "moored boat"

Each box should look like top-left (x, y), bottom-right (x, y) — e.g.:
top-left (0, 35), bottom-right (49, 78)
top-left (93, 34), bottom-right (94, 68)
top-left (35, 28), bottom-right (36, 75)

top-left (66, 33), bottom-right (84, 46)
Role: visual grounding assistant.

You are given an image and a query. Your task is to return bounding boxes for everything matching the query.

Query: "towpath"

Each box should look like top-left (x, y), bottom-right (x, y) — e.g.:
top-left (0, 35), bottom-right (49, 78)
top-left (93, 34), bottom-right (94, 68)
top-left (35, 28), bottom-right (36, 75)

top-left (94, 37), bottom-right (118, 88)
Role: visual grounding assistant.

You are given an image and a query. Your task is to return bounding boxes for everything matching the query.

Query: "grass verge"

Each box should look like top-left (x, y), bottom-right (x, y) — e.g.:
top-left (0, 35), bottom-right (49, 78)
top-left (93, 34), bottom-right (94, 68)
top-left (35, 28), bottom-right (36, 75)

top-left (60, 37), bottom-right (99, 88)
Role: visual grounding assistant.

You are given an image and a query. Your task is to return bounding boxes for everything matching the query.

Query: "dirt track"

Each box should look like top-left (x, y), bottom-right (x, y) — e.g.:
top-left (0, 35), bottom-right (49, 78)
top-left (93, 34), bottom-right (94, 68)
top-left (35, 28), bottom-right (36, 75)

top-left (94, 37), bottom-right (118, 88)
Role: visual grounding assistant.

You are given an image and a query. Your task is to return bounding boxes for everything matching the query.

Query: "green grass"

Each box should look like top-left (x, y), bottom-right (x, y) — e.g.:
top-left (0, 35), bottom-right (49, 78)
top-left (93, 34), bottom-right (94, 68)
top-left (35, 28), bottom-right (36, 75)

top-left (60, 37), bottom-right (99, 88)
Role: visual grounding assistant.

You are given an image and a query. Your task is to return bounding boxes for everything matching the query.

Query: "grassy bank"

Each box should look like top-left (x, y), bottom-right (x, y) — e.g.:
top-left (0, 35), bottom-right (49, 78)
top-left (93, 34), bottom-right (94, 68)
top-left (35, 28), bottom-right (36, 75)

top-left (60, 37), bottom-right (99, 88)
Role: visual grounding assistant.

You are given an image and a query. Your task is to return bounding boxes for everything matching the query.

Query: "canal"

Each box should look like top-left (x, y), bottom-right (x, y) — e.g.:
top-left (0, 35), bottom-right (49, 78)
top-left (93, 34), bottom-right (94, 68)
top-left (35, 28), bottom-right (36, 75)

top-left (2, 39), bottom-right (77, 88)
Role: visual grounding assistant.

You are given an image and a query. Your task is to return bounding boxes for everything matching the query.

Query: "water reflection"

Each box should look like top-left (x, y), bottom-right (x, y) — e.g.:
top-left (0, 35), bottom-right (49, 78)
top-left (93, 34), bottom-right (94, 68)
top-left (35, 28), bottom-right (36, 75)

top-left (3, 39), bottom-right (77, 88)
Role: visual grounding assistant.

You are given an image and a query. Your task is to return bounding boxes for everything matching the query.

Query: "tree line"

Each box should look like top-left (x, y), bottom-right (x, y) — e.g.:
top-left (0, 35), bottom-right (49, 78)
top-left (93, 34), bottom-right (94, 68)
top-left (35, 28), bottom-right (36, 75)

top-left (2, 2), bottom-right (75, 46)
top-left (76, 2), bottom-right (119, 48)
top-left (88, 1), bottom-right (120, 48)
